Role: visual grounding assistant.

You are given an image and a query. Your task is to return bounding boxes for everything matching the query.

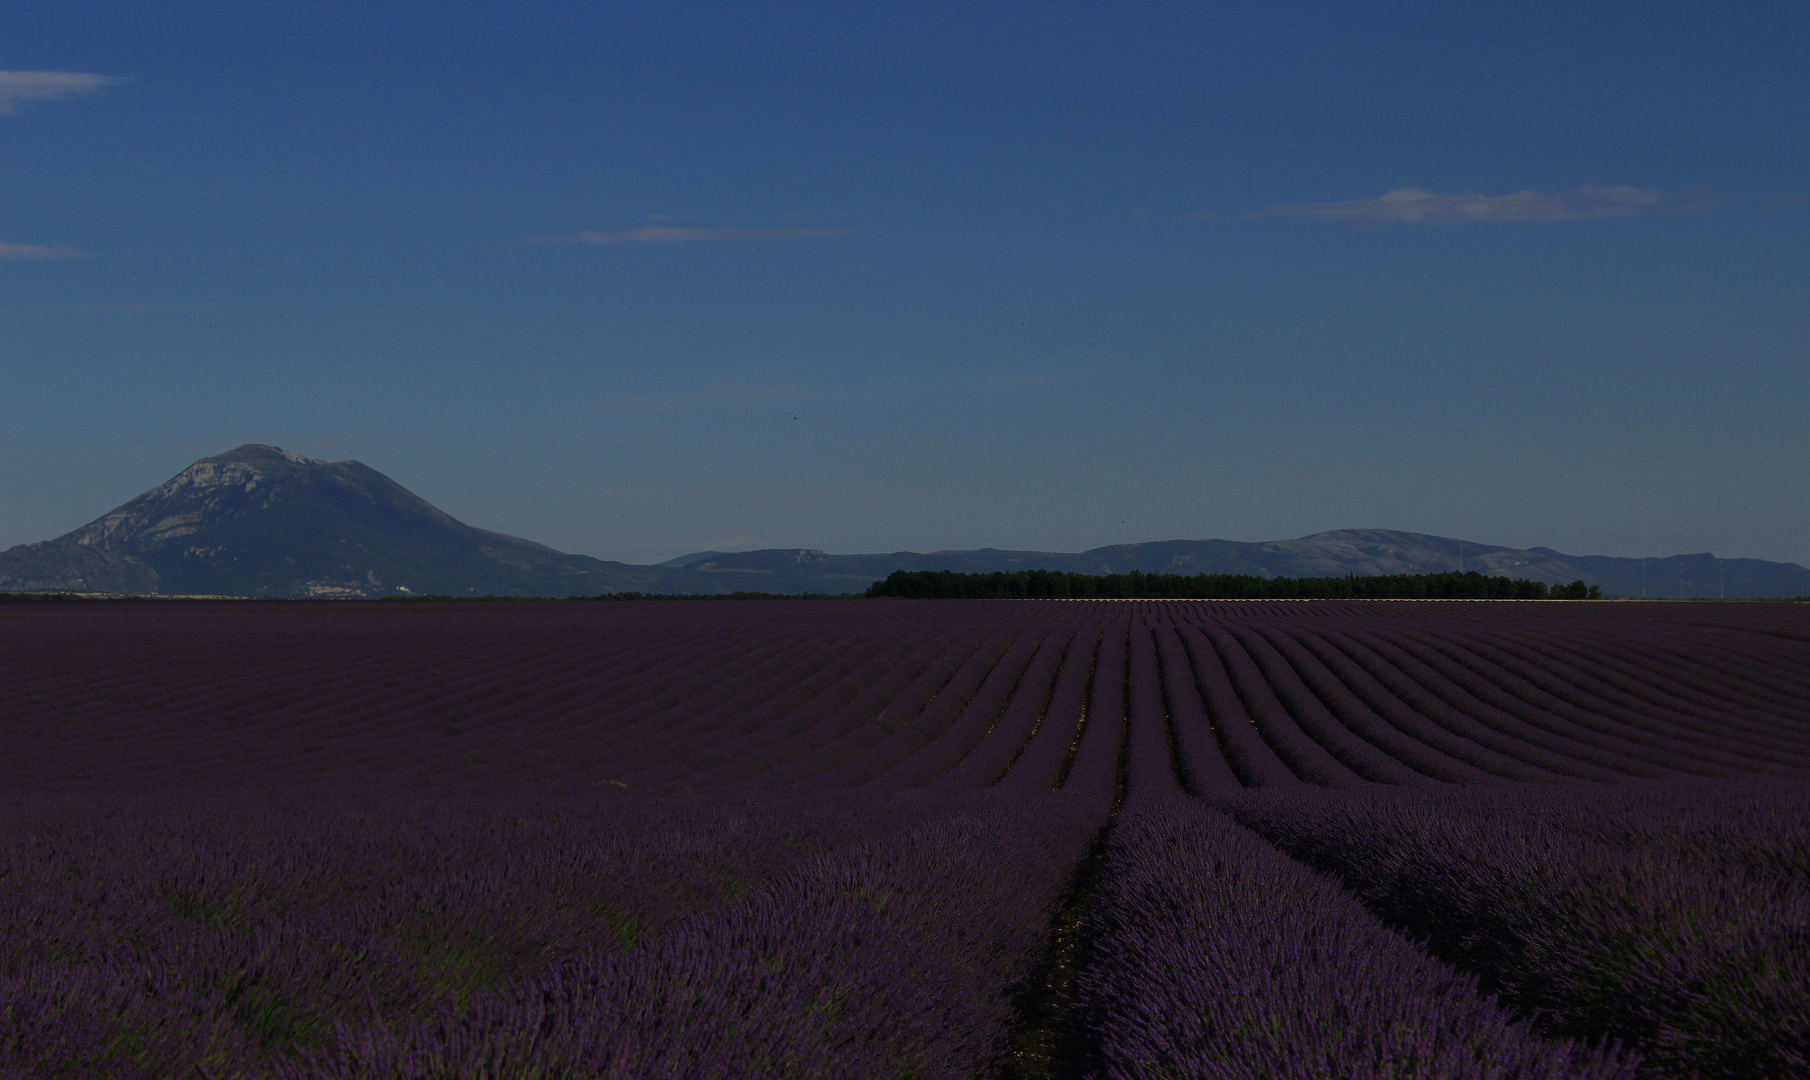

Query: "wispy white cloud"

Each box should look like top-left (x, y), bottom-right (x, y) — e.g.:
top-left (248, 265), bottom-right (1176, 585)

top-left (521, 225), bottom-right (853, 247)
top-left (0, 241), bottom-right (92, 260)
top-left (0, 71), bottom-right (123, 114)
top-left (1263, 185), bottom-right (1672, 225)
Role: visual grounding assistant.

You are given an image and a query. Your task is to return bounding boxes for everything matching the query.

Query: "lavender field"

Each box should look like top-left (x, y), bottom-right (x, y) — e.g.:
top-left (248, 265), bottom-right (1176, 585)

top-left (3, 598), bottom-right (1808, 1078)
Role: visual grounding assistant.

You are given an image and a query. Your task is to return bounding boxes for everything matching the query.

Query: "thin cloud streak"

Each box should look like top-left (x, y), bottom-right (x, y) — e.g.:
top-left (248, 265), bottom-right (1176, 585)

top-left (0, 71), bottom-right (123, 114)
top-left (521, 225), bottom-right (853, 247)
top-left (0, 241), bottom-right (92, 260)
top-left (1263, 185), bottom-right (1672, 225)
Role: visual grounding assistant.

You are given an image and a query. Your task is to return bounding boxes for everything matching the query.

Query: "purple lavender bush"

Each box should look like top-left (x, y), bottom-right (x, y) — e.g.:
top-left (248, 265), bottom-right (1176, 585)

top-left (1069, 795), bottom-right (1636, 1079)
top-left (1224, 781), bottom-right (1810, 1079)
top-left (289, 791), bottom-right (1106, 1079)
top-left (0, 785), bottom-right (959, 1078)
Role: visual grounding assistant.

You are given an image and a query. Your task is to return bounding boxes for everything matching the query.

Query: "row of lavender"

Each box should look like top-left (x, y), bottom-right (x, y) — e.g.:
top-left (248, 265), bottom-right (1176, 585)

top-left (4, 600), bottom-right (1809, 1076)
top-left (1158, 615), bottom-right (1810, 790)
top-left (1073, 796), bottom-right (1639, 1079)
top-left (1042, 673), bottom-right (1643, 1079)
top-left (0, 779), bottom-right (1121, 1077)
top-left (0, 784), bottom-right (1017, 1078)
top-left (1220, 779), bottom-right (1810, 1079)
top-left (16, 777), bottom-right (1803, 1076)
top-left (1076, 676), bottom-right (1805, 1078)
top-left (6, 603), bottom-right (1809, 792)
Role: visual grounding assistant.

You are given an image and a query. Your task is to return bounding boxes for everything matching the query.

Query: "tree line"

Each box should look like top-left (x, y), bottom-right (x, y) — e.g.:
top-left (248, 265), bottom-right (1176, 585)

top-left (866, 569), bottom-right (1602, 601)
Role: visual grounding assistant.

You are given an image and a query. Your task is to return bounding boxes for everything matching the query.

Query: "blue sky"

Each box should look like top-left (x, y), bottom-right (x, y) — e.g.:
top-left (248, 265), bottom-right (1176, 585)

top-left (3, 1), bottom-right (1806, 565)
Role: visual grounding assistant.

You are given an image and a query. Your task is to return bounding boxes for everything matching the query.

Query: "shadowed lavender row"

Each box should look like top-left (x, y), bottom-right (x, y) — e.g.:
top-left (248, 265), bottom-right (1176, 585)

top-left (286, 791), bottom-right (1109, 1079)
top-left (1070, 795), bottom-right (1637, 1079)
top-left (7, 601), bottom-right (1810, 790)
top-left (1223, 780), bottom-right (1810, 1079)
top-left (4, 599), bottom-right (1809, 1077)
top-left (0, 786), bottom-right (965, 1078)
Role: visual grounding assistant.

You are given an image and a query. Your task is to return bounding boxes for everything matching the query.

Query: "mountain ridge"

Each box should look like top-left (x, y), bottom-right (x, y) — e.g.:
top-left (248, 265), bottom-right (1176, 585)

top-left (4, 445), bottom-right (1807, 598)
top-left (3, 445), bottom-right (667, 597)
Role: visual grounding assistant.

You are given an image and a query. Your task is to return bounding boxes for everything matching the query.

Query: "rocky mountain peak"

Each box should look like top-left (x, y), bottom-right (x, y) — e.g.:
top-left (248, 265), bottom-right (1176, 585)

top-left (4, 444), bottom-right (634, 597)
top-left (218, 443), bottom-right (335, 466)
top-left (60, 446), bottom-right (325, 551)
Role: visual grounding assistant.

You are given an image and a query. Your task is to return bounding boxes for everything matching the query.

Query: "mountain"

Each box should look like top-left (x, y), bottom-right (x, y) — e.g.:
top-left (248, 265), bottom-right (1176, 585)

top-left (5, 445), bottom-right (1808, 598)
top-left (0, 445), bottom-right (669, 597)
top-left (664, 534), bottom-right (1810, 598)
top-left (0, 540), bottom-right (162, 594)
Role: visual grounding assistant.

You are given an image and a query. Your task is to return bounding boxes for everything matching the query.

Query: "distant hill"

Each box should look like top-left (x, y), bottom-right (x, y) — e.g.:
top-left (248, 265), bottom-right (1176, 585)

top-left (4, 445), bottom-right (1807, 598)
top-left (671, 533), bottom-right (1810, 599)
top-left (0, 445), bottom-right (668, 597)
